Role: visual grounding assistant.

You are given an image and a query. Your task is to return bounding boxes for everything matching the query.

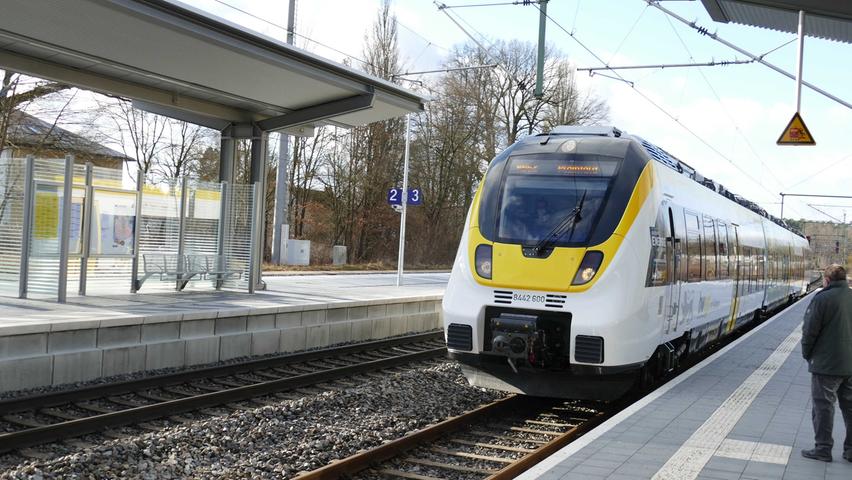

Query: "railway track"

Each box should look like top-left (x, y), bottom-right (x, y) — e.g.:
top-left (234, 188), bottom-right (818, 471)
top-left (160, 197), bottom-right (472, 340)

top-left (294, 293), bottom-right (819, 480)
top-left (0, 332), bottom-right (446, 454)
top-left (295, 394), bottom-right (611, 480)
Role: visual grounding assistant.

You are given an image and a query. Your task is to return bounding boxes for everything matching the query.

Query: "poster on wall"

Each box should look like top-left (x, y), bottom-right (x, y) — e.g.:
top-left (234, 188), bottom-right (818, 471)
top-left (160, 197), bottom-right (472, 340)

top-left (93, 190), bottom-right (137, 256)
top-left (68, 200), bottom-right (83, 254)
top-left (98, 213), bottom-right (135, 255)
top-left (30, 185), bottom-right (84, 256)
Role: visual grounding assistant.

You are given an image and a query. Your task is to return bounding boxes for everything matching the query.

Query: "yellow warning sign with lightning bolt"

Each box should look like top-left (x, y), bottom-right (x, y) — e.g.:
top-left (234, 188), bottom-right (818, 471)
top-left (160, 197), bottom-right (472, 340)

top-left (777, 112), bottom-right (815, 145)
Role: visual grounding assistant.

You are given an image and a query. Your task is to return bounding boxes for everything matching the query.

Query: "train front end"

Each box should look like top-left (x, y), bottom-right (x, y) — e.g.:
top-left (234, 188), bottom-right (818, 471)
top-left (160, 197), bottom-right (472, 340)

top-left (443, 128), bottom-right (660, 399)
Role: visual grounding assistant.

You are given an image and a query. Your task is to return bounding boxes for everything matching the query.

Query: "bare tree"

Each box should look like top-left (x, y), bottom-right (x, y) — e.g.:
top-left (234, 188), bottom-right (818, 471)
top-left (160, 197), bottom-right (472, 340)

top-left (339, 0), bottom-right (406, 262)
top-left (1, 70), bottom-right (74, 225)
top-left (152, 120), bottom-right (215, 181)
top-left (0, 71), bottom-right (71, 153)
top-left (89, 98), bottom-right (168, 181)
top-left (542, 59), bottom-right (609, 128)
top-left (289, 127), bottom-right (333, 238)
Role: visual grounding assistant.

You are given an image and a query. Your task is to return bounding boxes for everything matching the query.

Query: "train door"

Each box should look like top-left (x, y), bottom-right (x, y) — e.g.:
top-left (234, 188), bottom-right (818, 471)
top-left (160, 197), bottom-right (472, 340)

top-left (665, 205), bottom-right (683, 334)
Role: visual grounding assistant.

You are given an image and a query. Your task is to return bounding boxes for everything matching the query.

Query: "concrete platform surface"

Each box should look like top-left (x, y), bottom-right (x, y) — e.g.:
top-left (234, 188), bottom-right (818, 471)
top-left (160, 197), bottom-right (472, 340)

top-left (0, 273), bottom-right (448, 335)
top-left (0, 273), bottom-right (447, 392)
top-left (522, 293), bottom-right (852, 480)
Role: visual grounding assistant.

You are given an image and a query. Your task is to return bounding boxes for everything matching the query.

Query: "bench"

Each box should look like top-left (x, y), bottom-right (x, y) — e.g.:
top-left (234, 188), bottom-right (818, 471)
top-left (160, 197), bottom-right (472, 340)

top-left (186, 254), bottom-right (242, 287)
top-left (135, 254), bottom-right (242, 290)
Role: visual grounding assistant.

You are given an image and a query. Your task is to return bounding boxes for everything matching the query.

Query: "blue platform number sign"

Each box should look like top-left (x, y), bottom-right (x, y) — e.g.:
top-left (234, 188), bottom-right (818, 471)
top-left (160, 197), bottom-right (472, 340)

top-left (387, 187), bottom-right (423, 206)
top-left (407, 188), bottom-right (422, 205)
top-left (387, 188), bottom-right (402, 205)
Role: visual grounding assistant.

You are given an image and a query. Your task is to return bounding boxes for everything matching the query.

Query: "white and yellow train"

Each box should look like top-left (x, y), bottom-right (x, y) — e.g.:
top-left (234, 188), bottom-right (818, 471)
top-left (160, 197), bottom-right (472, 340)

top-left (443, 126), bottom-right (811, 399)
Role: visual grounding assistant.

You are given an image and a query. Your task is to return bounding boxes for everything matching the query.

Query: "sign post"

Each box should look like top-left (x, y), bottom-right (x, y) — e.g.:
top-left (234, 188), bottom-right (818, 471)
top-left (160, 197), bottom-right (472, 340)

top-left (777, 10), bottom-right (816, 146)
top-left (396, 113), bottom-right (411, 287)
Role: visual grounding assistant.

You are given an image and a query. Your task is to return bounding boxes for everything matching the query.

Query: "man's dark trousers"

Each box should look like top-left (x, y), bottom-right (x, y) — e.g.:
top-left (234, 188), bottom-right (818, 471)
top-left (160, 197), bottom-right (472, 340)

top-left (811, 374), bottom-right (852, 456)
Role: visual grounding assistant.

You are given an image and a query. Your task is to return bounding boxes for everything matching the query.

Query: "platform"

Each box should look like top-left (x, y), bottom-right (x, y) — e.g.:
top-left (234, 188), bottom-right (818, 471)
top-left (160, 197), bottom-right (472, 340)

top-left (522, 292), bottom-right (852, 480)
top-left (0, 273), bottom-right (448, 393)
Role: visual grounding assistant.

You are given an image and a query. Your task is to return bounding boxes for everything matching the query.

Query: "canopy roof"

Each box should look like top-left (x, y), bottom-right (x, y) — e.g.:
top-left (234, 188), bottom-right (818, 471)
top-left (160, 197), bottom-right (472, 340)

top-left (0, 0), bottom-right (426, 131)
top-left (699, 0), bottom-right (852, 43)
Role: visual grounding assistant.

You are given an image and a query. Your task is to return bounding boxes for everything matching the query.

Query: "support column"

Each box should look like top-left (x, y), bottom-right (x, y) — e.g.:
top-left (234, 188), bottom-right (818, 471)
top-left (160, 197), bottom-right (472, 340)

top-left (176, 176), bottom-right (188, 291)
top-left (249, 125), bottom-right (268, 291)
top-left (57, 155), bottom-right (74, 303)
top-left (79, 162), bottom-right (93, 296)
top-left (248, 181), bottom-right (263, 294)
top-left (534, 0), bottom-right (548, 99)
top-left (18, 155), bottom-right (34, 299)
top-left (130, 169), bottom-right (144, 293)
top-left (216, 181), bottom-right (230, 290)
top-left (219, 124), bottom-right (237, 184)
top-left (273, 133), bottom-right (290, 264)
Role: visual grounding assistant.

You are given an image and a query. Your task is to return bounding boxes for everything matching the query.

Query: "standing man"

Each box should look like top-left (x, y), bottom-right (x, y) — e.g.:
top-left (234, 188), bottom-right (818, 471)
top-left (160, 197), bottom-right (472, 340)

top-left (801, 264), bottom-right (852, 462)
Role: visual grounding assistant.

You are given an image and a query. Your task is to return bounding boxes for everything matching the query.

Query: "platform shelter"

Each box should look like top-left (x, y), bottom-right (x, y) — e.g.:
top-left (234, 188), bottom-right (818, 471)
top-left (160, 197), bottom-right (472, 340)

top-left (0, 0), bottom-right (426, 299)
top-left (0, 155), bottom-right (259, 301)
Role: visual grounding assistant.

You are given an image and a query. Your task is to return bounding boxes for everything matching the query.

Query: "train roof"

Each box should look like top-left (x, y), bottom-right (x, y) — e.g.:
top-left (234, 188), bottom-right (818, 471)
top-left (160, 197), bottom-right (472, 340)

top-left (540, 126), bottom-right (804, 238)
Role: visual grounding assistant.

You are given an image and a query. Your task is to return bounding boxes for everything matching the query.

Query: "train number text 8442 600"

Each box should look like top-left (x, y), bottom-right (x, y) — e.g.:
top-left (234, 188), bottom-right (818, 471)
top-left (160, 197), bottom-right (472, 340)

top-left (512, 293), bottom-right (546, 304)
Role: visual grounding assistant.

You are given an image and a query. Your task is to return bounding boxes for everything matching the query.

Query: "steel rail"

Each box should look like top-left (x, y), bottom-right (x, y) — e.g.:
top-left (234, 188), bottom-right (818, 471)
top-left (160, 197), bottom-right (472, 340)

top-left (295, 394), bottom-right (611, 480)
top-left (486, 410), bottom-right (608, 479)
top-left (0, 331), bottom-right (442, 414)
top-left (0, 342), bottom-right (446, 452)
top-left (294, 395), bottom-right (525, 480)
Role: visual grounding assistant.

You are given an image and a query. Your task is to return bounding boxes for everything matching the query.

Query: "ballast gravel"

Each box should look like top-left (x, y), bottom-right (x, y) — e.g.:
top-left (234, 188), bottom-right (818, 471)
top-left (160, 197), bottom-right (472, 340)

top-left (0, 361), bottom-right (503, 480)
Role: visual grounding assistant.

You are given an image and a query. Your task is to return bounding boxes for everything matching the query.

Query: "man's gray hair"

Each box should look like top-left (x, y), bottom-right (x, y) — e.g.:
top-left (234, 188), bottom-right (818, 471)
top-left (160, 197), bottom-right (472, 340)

top-left (824, 264), bottom-right (847, 282)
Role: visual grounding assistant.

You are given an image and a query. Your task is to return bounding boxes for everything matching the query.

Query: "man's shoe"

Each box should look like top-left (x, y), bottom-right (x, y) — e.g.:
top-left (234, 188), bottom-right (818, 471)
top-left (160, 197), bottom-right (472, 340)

top-left (801, 449), bottom-right (832, 462)
top-left (844, 452), bottom-right (852, 462)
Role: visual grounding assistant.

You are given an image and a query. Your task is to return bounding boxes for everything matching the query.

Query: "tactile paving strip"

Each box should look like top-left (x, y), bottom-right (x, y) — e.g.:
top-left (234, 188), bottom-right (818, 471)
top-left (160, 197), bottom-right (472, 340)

top-left (652, 328), bottom-right (802, 480)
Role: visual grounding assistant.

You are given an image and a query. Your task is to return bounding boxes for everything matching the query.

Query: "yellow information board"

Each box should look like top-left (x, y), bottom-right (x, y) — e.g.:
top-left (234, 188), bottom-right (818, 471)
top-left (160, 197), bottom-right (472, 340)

top-left (777, 112), bottom-right (815, 145)
top-left (33, 190), bottom-right (59, 239)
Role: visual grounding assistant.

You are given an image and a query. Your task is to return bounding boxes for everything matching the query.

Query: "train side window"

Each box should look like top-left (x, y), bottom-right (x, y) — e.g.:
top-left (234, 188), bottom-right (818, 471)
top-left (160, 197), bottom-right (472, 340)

top-left (684, 212), bottom-right (702, 282)
top-left (750, 248), bottom-right (757, 293)
top-left (717, 223), bottom-right (729, 279)
top-left (703, 216), bottom-right (717, 280)
top-left (728, 226), bottom-right (736, 279)
top-left (742, 247), bottom-right (750, 293)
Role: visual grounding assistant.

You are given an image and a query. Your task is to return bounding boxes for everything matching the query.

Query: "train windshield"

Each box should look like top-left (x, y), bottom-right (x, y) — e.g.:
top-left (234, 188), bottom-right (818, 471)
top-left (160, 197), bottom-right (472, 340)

top-left (495, 155), bottom-right (620, 246)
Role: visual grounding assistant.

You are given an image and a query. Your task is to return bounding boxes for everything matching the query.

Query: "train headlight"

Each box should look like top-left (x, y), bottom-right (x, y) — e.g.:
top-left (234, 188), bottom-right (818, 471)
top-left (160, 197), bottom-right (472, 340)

top-left (475, 244), bottom-right (493, 279)
top-left (572, 251), bottom-right (604, 285)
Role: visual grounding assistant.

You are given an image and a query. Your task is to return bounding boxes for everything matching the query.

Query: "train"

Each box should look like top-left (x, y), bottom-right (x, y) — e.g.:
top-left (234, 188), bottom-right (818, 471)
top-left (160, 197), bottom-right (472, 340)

top-left (442, 125), bottom-right (812, 399)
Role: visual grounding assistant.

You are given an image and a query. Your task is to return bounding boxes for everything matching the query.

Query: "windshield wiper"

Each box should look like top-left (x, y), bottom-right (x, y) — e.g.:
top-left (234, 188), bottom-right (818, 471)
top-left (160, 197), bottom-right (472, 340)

top-left (533, 190), bottom-right (587, 255)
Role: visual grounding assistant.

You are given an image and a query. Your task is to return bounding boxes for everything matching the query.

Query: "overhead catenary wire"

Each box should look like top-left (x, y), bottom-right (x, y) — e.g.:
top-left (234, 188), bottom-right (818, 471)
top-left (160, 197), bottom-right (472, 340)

top-left (439, 1), bottom-right (540, 9)
top-left (808, 204), bottom-right (844, 223)
top-left (607, 4), bottom-right (648, 65)
top-left (213, 0), bottom-right (451, 73)
top-left (212, 0), bottom-right (377, 69)
top-left (661, 14), bottom-right (789, 196)
top-left (785, 153), bottom-right (852, 190)
top-left (394, 19), bottom-right (451, 52)
top-left (532, 3), bottom-right (782, 205)
top-left (577, 59), bottom-right (754, 72)
top-left (434, 2), bottom-right (528, 89)
top-left (644, 0), bottom-right (852, 111)
top-left (392, 64), bottom-right (498, 78)
top-left (807, 204), bottom-right (852, 209)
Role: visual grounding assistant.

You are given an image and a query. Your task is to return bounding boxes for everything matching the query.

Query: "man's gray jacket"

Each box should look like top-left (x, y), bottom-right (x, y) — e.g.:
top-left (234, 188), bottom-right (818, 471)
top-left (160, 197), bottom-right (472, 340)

top-left (802, 279), bottom-right (852, 376)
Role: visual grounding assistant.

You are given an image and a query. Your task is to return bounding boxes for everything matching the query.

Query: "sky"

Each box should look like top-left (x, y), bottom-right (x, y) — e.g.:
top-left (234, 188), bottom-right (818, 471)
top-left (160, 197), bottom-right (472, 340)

top-left (179, 0), bottom-right (852, 222)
